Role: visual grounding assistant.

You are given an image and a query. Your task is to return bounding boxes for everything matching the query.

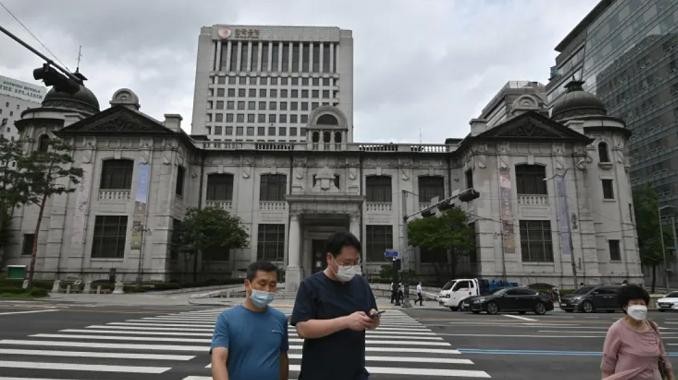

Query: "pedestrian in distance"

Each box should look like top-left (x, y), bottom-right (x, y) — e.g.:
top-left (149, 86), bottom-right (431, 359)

top-left (390, 281), bottom-right (397, 304)
top-left (290, 232), bottom-right (380, 380)
top-left (397, 282), bottom-right (404, 305)
top-left (211, 261), bottom-right (289, 380)
top-left (416, 281), bottom-right (424, 306)
top-left (601, 284), bottom-right (674, 380)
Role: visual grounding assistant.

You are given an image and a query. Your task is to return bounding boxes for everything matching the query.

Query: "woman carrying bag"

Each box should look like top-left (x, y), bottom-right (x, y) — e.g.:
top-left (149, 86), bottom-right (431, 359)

top-left (601, 284), bottom-right (674, 380)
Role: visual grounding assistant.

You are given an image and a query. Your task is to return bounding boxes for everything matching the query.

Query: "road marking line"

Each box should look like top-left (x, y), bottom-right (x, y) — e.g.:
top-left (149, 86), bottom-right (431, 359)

top-left (287, 364), bottom-right (491, 378)
top-left (108, 322), bottom-right (214, 328)
top-left (435, 333), bottom-right (605, 338)
top-left (291, 338), bottom-right (451, 346)
top-left (0, 309), bottom-right (58, 316)
top-left (291, 354), bottom-right (473, 364)
top-left (0, 348), bottom-right (194, 360)
top-left (30, 333), bottom-right (210, 343)
top-left (87, 324), bottom-right (213, 332)
top-left (61, 329), bottom-right (213, 337)
top-left (0, 339), bottom-right (207, 351)
top-left (288, 333), bottom-right (442, 340)
top-left (0, 360), bottom-right (170, 373)
top-left (0, 377), bottom-right (78, 380)
top-left (502, 314), bottom-right (538, 322)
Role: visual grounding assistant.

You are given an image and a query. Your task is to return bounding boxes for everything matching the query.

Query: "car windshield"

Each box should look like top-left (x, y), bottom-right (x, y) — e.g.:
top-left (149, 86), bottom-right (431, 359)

top-left (442, 280), bottom-right (454, 290)
top-left (666, 292), bottom-right (678, 298)
top-left (573, 286), bottom-right (595, 295)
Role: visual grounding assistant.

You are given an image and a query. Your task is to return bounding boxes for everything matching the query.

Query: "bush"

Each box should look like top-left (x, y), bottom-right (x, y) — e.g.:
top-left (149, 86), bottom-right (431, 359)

top-left (0, 286), bottom-right (48, 297)
top-left (29, 288), bottom-right (48, 297)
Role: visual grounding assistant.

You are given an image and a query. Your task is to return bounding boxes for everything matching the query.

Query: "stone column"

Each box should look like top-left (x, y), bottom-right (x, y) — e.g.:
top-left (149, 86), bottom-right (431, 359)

top-left (286, 214), bottom-right (302, 293)
top-left (349, 213), bottom-right (360, 238)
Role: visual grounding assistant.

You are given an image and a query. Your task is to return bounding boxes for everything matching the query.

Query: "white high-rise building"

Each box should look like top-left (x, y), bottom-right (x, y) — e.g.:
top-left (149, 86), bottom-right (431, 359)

top-left (191, 25), bottom-right (354, 143)
top-left (0, 74), bottom-right (46, 141)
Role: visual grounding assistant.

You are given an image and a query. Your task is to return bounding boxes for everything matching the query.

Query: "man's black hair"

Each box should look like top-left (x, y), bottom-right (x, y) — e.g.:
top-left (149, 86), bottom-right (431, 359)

top-left (617, 284), bottom-right (649, 313)
top-left (246, 261), bottom-right (278, 281)
top-left (325, 232), bottom-right (362, 257)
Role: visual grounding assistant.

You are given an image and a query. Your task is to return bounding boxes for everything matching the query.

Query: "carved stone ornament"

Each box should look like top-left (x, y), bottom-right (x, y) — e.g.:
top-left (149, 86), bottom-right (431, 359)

top-left (349, 168), bottom-right (357, 181)
top-left (400, 168), bottom-right (409, 181)
top-left (499, 157), bottom-right (509, 170)
top-left (312, 166), bottom-right (339, 192)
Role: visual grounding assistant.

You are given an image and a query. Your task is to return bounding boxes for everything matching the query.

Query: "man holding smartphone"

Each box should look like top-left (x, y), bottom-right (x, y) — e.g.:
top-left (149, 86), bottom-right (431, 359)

top-left (290, 232), bottom-right (380, 380)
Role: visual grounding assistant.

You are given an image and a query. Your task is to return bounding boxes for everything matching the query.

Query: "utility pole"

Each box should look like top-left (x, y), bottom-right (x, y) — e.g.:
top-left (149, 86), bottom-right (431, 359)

top-left (658, 206), bottom-right (670, 291)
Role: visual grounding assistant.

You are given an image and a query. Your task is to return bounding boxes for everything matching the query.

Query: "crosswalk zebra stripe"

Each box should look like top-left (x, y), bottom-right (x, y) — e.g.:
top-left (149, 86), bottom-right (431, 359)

top-left (30, 333), bottom-right (211, 343)
top-left (0, 360), bottom-right (170, 374)
top-left (0, 339), bottom-right (206, 352)
top-left (0, 348), bottom-right (194, 360)
top-left (286, 365), bottom-right (491, 378)
top-left (61, 329), bottom-right (214, 337)
top-left (88, 324), bottom-right (213, 332)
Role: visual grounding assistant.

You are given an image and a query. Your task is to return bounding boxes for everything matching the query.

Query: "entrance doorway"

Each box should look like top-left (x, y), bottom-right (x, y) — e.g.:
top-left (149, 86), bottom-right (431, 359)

top-left (311, 239), bottom-right (326, 273)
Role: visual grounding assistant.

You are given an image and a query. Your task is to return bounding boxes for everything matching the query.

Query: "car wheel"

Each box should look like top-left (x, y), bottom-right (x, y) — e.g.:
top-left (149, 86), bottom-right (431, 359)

top-left (486, 302), bottom-right (499, 315)
top-left (659, 309), bottom-right (665, 312)
top-left (472, 310), bottom-right (480, 314)
top-left (534, 302), bottom-right (547, 315)
top-left (449, 307), bottom-right (457, 311)
top-left (564, 309), bottom-right (574, 313)
top-left (458, 301), bottom-right (465, 311)
top-left (581, 301), bottom-right (594, 313)
top-left (518, 311), bottom-right (526, 315)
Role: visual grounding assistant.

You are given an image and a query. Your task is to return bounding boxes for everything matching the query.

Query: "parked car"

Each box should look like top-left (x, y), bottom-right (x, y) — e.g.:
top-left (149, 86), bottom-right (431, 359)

top-left (438, 279), bottom-right (480, 311)
top-left (469, 287), bottom-right (554, 315)
top-left (657, 291), bottom-right (678, 312)
top-left (559, 285), bottom-right (621, 313)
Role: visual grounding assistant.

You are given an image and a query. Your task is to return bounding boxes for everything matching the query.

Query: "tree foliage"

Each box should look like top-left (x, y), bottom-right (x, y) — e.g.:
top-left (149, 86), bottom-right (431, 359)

top-left (407, 208), bottom-right (475, 277)
top-left (176, 207), bottom-right (248, 254)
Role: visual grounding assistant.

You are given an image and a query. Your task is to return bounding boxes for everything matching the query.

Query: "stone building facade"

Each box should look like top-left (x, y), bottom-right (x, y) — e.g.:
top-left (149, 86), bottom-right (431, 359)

top-left (2, 78), bottom-right (642, 291)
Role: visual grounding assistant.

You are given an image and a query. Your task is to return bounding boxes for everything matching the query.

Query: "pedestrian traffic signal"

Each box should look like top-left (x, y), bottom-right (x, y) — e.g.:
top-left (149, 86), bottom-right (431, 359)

top-left (459, 188), bottom-right (480, 202)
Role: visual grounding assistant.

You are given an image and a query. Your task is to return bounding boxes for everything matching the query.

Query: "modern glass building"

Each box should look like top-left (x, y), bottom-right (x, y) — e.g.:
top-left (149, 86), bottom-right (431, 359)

top-left (546, 0), bottom-right (678, 211)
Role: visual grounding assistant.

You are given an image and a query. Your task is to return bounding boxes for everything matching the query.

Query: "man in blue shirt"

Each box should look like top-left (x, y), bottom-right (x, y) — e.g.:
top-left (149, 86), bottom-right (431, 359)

top-left (211, 261), bottom-right (289, 380)
top-left (290, 232), bottom-right (380, 380)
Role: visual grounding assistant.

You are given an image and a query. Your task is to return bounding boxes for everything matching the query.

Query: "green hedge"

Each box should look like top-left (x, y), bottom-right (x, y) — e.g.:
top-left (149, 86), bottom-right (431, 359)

top-left (0, 287), bottom-right (48, 297)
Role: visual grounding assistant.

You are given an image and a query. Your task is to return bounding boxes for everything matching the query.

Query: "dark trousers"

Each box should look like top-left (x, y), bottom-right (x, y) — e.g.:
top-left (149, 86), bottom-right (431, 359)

top-left (416, 292), bottom-right (423, 306)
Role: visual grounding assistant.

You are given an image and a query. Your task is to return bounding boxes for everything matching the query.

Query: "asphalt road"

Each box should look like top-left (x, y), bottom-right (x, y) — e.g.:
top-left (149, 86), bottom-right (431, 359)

top-left (403, 306), bottom-right (678, 380)
top-left (2, 300), bottom-right (676, 379)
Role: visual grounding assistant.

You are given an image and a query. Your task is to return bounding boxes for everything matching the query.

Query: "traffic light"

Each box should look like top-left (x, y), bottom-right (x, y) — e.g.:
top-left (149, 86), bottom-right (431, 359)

top-left (459, 188), bottom-right (480, 202)
top-left (393, 258), bottom-right (401, 272)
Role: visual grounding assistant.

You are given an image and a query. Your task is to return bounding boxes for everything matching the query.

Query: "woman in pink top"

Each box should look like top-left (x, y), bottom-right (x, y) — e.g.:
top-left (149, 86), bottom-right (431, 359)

top-left (601, 285), bottom-right (674, 380)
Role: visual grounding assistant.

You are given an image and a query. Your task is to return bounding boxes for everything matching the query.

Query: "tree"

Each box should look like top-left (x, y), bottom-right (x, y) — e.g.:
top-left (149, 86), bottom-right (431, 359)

top-left (18, 138), bottom-right (83, 287)
top-left (407, 208), bottom-right (475, 281)
top-left (633, 185), bottom-right (674, 292)
top-left (175, 207), bottom-right (248, 282)
top-left (0, 138), bottom-right (34, 267)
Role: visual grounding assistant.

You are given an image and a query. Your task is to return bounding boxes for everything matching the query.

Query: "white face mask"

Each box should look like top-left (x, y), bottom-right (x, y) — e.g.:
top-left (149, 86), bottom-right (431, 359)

top-left (334, 259), bottom-right (362, 282)
top-left (627, 304), bottom-right (648, 321)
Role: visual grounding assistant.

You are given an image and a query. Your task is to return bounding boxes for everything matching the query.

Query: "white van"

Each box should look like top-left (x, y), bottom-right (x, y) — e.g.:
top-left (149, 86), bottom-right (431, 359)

top-left (438, 278), bottom-right (480, 310)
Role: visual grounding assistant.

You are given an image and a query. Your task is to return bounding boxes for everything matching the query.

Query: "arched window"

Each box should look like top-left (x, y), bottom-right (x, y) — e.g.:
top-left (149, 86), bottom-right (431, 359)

top-left (37, 134), bottom-right (50, 153)
top-left (598, 142), bottom-right (610, 163)
top-left (317, 114), bottom-right (338, 125)
top-left (323, 131), bottom-right (331, 143)
top-left (312, 131), bottom-right (320, 143)
top-left (334, 132), bottom-right (342, 143)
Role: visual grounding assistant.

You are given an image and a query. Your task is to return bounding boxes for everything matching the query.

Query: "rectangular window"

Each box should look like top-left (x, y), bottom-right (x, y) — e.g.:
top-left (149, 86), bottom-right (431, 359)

top-left (609, 240), bottom-right (621, 261)
top-left (291, 102), bottom-right (298, 111)
top-left (279, 114), bottom-right (287, 123)
top-left (258, 101), bottom-right (266, 110)
top-left (216, 101), bottom-right (224, 109)
top-left (465, 169), bottom-right (473, 189)
top-left (206, 174), bottom-right (234, 200)
top-left (237, 101), bottom-right (245, 110)
top-left (240, 43), bottom-right (249, 71)
top-left (269, 101), bottom-right (277, 110)
top-left (237, 114), bottom-right (245, 122)
top-left (225, 126), bottom-right (233, 135)
top-left (281, 77), bottom-right (288, 85)
top-left (259, 89), bottom-right (266, 98)
top-left (312, 43), bottom-right (320, 72)
top-left (602, 179), bottom-right (615, 199)
top-left (269, 114), bottom-right (276, 123)
top-left (258, 127), bottom-right (266, 135)
top-left (229, 43), bottom-right (238, 71)
top-left (290, 43), bottom-right (298, 72)
top-left (270, 89), bottom-right (277, 98)
top-left (418, 176), bottom-right (444, 202)
top-left (214, 125), bottom-right (222, 135)
top-left (249, 89), bottom-right (256, 98)
top-left (301, 89), bottom-right (308, 98)
top-left (261, 43), bottom-right (269, 71)
top-left (175, 166), bottom-right (185, 196)
top-left (236, 126), bottom-right (244, 136)
top-left (100, 160), bottom-right (133, 189)
top-left (281, 89), bottom-right (288, 98)
top-left (301, 102), bottom-right (309, 111)
top-left (519, 220), bottom-right (553, 262)
top-left (247, 114), bottom-right (255, 123)
top-left (366, 225), bottom-right (393, 261)
top-left (291, 89), bottom-right (299, 98)
top-left (228, 77), bottom-right (236, 84)
top-left (228, 89), bottom-right (235, 97)
top-left (268, 126), bottom-right (276, 136)
top-left (290, 115), bottom-right (298, 123)
top-left (247, 127), bottom-right (255, 136)
top-left (270, 77), bottom-right (278, 85)
top-left (366, 176), bottom-right (392, 202)
top-left (251, 44), bottom-right (259, 71)
top-left (257, 224), bottom-right (285, 261)
top-left (216, 88), bottom-right (225, 97)
top-left (260, 174), bottom-right (286, 201)
top-left (215, 114), bottom-right (223, 122)
top-left (238, 89), bottom-right (246, 97)
top-left (91, 216), bottom-right (127, 258)
top-left (279, 126), bottom-right (286, 135)
top-left (312, 90), bottom-right (319, 98)
top-left (302, 78), bottom-right (309, 86)
top-left (226, 113), bottom-right (234, 122)
top-left (227, 101), bottom-right (235, 110)
top-left (21, 234), bottom-right (35, 256)
top-left (301, 115), bottom-right (308, 123)
top-left (271, 43), bottom-right (279, 71)
top-left (322, 90), bottom-right (330, 98)
top-left (282, 43), bottom-right (290, 72)
top-left (516, 165), bottom-right (547, 194)
top-left (323, 44), bottom-right (330, 72)
top-left (258, 114), bottom-right (266, 123)
top-left (302, 43), bottom-right (310, 72)
top-left (312, 77), bottom-right (320, 86)
top-left (280, 102), bottom-right (288, 111)
top-left (290, 126), bottom-right (297, 135)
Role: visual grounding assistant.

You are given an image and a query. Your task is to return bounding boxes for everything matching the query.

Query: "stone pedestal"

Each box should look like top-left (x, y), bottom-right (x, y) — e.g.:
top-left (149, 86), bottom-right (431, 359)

top-left (112, 281), bottom-right (125, 294)
top-left (83, 281), bottom-right (92, 294)
top-left (285, 266), bottom-right (302, 295)
top-left (51, 280), bottom-right (61, 293)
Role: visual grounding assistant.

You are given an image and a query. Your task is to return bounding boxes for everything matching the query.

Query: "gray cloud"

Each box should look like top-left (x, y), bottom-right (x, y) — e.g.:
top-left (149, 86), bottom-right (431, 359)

top-left (0, 0), bottom-right (596, 142)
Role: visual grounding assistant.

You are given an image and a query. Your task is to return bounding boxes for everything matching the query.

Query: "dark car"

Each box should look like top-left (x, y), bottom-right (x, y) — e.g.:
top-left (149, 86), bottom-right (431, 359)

top-left (469, 287), bottom-right (554, 315)
top-left (559, 285), bottom-right (621, 313)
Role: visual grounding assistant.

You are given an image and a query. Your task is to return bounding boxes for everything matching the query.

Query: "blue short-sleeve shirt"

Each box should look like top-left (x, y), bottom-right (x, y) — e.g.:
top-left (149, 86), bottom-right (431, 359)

top-left (210, 305), bottom-right (288, 380)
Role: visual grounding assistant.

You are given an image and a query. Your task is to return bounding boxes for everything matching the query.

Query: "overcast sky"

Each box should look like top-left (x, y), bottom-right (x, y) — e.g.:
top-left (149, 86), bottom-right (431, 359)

top-left (0, 0), bottom-right (596, 143)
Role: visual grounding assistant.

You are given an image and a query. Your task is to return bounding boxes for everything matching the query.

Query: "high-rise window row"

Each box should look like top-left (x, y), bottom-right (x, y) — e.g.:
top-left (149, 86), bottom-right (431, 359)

top-left (216, 41), bottom-right (338, 74)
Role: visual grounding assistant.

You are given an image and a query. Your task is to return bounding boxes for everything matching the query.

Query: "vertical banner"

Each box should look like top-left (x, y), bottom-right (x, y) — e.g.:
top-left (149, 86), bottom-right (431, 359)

top-left (131, 163), bottom-right (150, 250)
top-left (498, 165), bottom-right (515, 254)
top-left (555, 174), bottom-right (572, 256)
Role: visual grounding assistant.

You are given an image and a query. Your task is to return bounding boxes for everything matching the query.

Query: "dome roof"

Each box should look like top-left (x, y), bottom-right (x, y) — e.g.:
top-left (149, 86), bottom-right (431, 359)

top-left (551, 81), bottom-right (606, 121)
top-left (42, 84), bottom-right (100, 115)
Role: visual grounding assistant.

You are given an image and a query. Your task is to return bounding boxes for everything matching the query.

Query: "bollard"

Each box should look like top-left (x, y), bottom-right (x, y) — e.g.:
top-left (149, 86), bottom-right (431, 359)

top-left (22, 279), bottom-right (29, 289)
top-left (51, 279), bottom-right (61, 293)
top-left (96, 285), bottom-right (102, 294)
top-left (83, 281), bottom-right (91, 294)
top-left (112, 281), bottom-right (125, 294)
top-left (66, 285), bottom-right (71, 294)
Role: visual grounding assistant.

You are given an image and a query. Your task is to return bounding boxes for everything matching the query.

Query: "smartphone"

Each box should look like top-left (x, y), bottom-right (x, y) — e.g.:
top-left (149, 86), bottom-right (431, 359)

top-left (370, 310), bottom-right (385, 319)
